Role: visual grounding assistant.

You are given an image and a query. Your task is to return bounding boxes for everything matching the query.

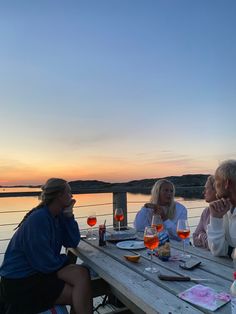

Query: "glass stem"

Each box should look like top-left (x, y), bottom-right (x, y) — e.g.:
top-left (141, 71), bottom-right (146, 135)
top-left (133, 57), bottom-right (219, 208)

top-left (150, 250), bottom-right (153, 271)
top-left (118, 221), bottom-right (120, 231)
top-left (91, 227), bottom-right (93, 237)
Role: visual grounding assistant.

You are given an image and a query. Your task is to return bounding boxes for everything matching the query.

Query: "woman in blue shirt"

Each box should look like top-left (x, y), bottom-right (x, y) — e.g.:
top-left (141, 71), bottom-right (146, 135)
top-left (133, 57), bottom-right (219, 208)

top-left (0, 178), bottom-right (92, 314)
top-left (134, 179), bottom-right (187, 240)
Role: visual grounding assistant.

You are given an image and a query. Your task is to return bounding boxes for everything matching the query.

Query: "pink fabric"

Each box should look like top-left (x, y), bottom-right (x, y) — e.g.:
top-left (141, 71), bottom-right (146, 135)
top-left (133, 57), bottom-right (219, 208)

top-left (179, 284), bottom-right (230, 311)
top-left (193, 207), bottom-right (210, 249)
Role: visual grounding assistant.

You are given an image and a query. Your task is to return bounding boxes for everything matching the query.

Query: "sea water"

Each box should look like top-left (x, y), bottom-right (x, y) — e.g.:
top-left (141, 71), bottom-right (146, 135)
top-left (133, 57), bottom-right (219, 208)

top-left (0, 192), bottom-right (206, 264)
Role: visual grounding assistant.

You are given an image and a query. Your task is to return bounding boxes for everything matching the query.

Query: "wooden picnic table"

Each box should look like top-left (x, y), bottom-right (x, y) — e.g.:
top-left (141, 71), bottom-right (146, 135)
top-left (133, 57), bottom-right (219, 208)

top-left (68, 229), bottom-right (233, 314)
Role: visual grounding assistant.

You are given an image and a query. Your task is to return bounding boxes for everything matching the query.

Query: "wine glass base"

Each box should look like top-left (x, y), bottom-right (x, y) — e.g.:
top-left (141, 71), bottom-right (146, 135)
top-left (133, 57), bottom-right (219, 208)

top-left (115, 230), bottom-right (121, 234)
top-left (179, 253), bottom-right (191, 259)
top-left (87, 236), bottom-right (96, 240)
top-left (145, 266), bottom-right (158, 273)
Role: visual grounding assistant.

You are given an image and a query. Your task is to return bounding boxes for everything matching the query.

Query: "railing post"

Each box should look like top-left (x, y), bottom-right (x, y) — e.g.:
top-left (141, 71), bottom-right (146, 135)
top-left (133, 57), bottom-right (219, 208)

top-left (113, 192), bottom-right (127, 229)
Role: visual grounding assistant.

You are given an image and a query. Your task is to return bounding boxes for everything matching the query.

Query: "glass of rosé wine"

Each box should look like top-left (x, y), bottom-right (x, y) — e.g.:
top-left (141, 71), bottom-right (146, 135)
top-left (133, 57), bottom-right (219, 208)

top-left (87, 213), bottom-right (97, 240)
top-left (144, 226), bottom-right (159, 273)
top-left (151, 214), bottom-right (164, 233)
top-left (114, 208), bottom-right (124, 232)
top-left (177, 219), bottom-right (191, 259)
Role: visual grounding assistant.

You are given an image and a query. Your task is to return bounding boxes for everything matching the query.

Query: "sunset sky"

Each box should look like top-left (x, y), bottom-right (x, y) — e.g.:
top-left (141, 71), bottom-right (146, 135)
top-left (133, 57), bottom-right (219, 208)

top-left (0, 1), bottom-right (235, 185)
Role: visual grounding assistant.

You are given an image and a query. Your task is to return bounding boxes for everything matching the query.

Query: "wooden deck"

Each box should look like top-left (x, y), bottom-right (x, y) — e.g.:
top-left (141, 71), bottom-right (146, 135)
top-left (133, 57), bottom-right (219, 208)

top-left (93, 296), bottom-right (131, 314)
top-left (66, 296), bottom-right (130, 314)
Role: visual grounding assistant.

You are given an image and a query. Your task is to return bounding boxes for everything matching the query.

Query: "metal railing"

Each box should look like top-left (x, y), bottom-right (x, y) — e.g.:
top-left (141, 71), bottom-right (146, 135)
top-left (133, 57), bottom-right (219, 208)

top-left (0, 191), bottom-right (203, 256)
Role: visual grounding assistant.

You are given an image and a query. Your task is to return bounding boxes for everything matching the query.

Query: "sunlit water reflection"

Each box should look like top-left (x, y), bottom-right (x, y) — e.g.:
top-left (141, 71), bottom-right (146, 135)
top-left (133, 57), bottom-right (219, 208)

top-left (0, 192), bottom-right (206, 264)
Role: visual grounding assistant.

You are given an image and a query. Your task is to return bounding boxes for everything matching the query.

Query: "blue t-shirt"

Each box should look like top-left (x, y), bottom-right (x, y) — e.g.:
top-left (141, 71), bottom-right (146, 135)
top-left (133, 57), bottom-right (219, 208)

top-left (0, 206), bottom-right (80, 278)
top-left (133, 201), bottom-right (187, 241)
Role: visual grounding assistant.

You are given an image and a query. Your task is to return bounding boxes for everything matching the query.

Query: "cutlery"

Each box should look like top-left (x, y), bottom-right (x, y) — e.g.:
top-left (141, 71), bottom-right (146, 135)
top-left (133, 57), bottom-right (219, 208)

top-left (158, 274), bottom-right (215, 283)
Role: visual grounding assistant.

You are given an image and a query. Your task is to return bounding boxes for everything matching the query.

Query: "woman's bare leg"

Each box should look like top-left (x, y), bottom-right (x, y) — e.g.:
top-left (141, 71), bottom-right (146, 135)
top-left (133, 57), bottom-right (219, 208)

top-left (56, 264), bottom-right (92, 314)
top-left (55, 283), bottom-right (73, 305)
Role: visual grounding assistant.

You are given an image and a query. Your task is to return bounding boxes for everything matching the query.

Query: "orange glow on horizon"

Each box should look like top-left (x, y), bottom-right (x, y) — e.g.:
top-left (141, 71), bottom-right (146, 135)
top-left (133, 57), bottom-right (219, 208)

top-left (0, 158), bottom-right (217, 186)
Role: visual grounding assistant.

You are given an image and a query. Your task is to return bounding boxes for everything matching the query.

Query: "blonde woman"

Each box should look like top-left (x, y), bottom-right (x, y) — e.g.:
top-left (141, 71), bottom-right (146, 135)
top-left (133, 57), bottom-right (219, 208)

top-left (193, 175), bottom-right (216, 249)
top-left (134, 179), bottom-right (187, 240)
top-left (0, 178), bottom-right (92, 314)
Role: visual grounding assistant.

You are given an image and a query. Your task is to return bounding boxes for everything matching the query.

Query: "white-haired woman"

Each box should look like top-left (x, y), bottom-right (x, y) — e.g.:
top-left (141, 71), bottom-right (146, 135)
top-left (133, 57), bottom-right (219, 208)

top-left (0, 178), bottom-right (92, 314)
top-left (193, 175), bottom-right (216, 249)
top-left (134, 179), bottom-right (187, 240)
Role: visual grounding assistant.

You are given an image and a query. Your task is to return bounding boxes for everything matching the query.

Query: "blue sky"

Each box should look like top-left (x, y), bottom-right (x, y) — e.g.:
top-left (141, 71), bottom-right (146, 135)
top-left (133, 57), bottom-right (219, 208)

top-left (0, 0), bottom-right (235, 184)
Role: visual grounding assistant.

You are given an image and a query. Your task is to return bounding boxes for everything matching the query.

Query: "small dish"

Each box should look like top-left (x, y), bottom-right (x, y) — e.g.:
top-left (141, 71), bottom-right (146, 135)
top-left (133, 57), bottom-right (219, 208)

top-left (124, 254), bottom-right (141, 263)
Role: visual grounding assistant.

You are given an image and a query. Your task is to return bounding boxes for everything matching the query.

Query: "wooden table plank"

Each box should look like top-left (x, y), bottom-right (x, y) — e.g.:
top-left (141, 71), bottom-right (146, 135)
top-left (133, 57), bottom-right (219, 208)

top-left (87, 240), bottom-right (231, 313)
top-left (170, 241), bottom-right (232, 267)
top-left (136, 230), bottom-right (233, 280)
top-left (73, 229), bottom-right (232, 313)
top-left (69, 242), bottom-right (203, 314)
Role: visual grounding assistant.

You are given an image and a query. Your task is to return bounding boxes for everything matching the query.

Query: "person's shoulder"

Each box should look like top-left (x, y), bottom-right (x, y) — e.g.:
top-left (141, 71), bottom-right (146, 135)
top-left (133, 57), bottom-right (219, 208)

top-left (140, 206), bottom-right (152, 212)
top-left (200, 207), bottom-right (210, 221)
top-left (26, 207), bottom-right (50, 225)
top-left (202, 207), bottom-right (210, 215)
top-left (175, 201), bottom-right (185, 208)
top-left (175, 201), bottom-right (187, 211)
top-left (137, 206), bottom-right (152, 215)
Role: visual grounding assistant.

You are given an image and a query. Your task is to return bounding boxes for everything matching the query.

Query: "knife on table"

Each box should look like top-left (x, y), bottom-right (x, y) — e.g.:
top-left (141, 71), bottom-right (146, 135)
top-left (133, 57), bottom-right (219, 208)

top-left (158, 274), bottom-right (215, 283)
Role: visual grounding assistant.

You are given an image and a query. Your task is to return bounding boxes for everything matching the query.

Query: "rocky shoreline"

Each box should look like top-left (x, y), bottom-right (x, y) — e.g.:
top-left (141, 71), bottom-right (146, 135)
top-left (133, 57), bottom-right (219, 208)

top-left (0, 174), bottom-right (209, 198)
top-left (69, 174), bottom-right (208, 198)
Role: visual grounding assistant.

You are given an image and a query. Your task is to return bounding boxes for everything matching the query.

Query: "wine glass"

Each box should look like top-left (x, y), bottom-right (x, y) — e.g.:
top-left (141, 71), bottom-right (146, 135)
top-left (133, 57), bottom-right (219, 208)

top-left (87, 213), bottom-right (97, 240)
top-left (176, 219), bottom-right (191, 259)
top-left (144, 226), bottom-right (159, 273)
top-left (151, 214), bottom-right (164, 233)
top-left (114, 208), bottom-right (124, 232)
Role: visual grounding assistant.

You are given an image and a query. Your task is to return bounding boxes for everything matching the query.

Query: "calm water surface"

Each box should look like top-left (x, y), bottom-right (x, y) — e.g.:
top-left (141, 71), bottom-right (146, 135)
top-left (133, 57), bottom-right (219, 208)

top-left (0, 191), bottom-right (206, 264)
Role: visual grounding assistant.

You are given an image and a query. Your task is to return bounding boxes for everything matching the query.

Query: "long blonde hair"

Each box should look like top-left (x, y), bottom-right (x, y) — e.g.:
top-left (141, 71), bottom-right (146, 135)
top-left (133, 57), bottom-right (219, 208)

top-left (15, 178), bottom-right (68, 229)
top-left (150, 179), bottom-right (176, 220)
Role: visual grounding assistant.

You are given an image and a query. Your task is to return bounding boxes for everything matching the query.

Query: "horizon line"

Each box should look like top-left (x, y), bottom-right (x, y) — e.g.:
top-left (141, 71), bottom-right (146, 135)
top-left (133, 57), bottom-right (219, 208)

top-left (0, 173), bottom-right (210, 188)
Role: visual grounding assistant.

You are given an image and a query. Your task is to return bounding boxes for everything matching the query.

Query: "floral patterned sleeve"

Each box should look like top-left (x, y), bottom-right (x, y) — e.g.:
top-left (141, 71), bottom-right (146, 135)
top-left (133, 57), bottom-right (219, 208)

top-left (193, 207), bottom-right (209, 248)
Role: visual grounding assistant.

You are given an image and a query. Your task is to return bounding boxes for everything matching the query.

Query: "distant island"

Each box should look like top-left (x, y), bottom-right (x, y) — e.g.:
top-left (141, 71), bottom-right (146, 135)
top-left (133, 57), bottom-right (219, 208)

top-left (0, 174), bottom-right (209, 198)
top-left (69, 174), bottom-right (209, 198)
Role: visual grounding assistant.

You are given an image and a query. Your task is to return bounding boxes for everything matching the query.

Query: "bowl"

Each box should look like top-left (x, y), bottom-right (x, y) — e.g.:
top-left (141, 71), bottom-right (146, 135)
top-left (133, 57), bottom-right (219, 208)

top-left (124, 254), bottom-right (141, 263)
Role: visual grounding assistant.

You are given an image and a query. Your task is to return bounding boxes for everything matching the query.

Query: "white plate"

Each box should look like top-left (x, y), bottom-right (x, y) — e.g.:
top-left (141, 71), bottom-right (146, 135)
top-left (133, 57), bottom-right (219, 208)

top-left (116, 240), bottom-right (145, 250)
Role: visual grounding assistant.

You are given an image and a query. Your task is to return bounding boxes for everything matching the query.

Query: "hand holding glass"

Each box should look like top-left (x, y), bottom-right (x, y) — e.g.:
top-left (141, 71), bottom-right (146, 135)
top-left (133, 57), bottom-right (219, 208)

top-left (151, 214), bottom-right (164, 233)
top-left (87, 214), bottom-right (97, 240)
top-left (144, 226), bottom-right (159, 273)
top-left (115, 208), bottom-right (124, 232)
top-left (177, 219), bottom-right (191, 259)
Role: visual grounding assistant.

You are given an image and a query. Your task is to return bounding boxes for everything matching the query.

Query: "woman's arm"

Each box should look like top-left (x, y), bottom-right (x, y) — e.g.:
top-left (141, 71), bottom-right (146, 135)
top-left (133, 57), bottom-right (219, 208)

top-left (59, 214), bottom-right (80, 248)
top-left (23, 215), bottom-right (68, 273)
top-left (193, 208), bottom-right (207, 247)
top-left (60, 200), bottom-right (80, 248)
top-left (134, 207), bottom-right (153, 232)
top-left (196, 232), bottom-right (209, 248)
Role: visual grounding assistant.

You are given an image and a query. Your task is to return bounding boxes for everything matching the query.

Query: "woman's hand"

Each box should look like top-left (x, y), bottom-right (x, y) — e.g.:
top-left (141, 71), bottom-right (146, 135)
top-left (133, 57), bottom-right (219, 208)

top-left (63, 199), bottom-right (76, 217)
top-left (144, 203), bottom-right (156, 210)
top-left (144, 203), bottom-right (167, 221)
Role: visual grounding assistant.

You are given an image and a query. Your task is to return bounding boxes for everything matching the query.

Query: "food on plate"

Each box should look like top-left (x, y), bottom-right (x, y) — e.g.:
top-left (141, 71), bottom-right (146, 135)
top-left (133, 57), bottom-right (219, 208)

top-left (124, 254), bottom-right (141, 263)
